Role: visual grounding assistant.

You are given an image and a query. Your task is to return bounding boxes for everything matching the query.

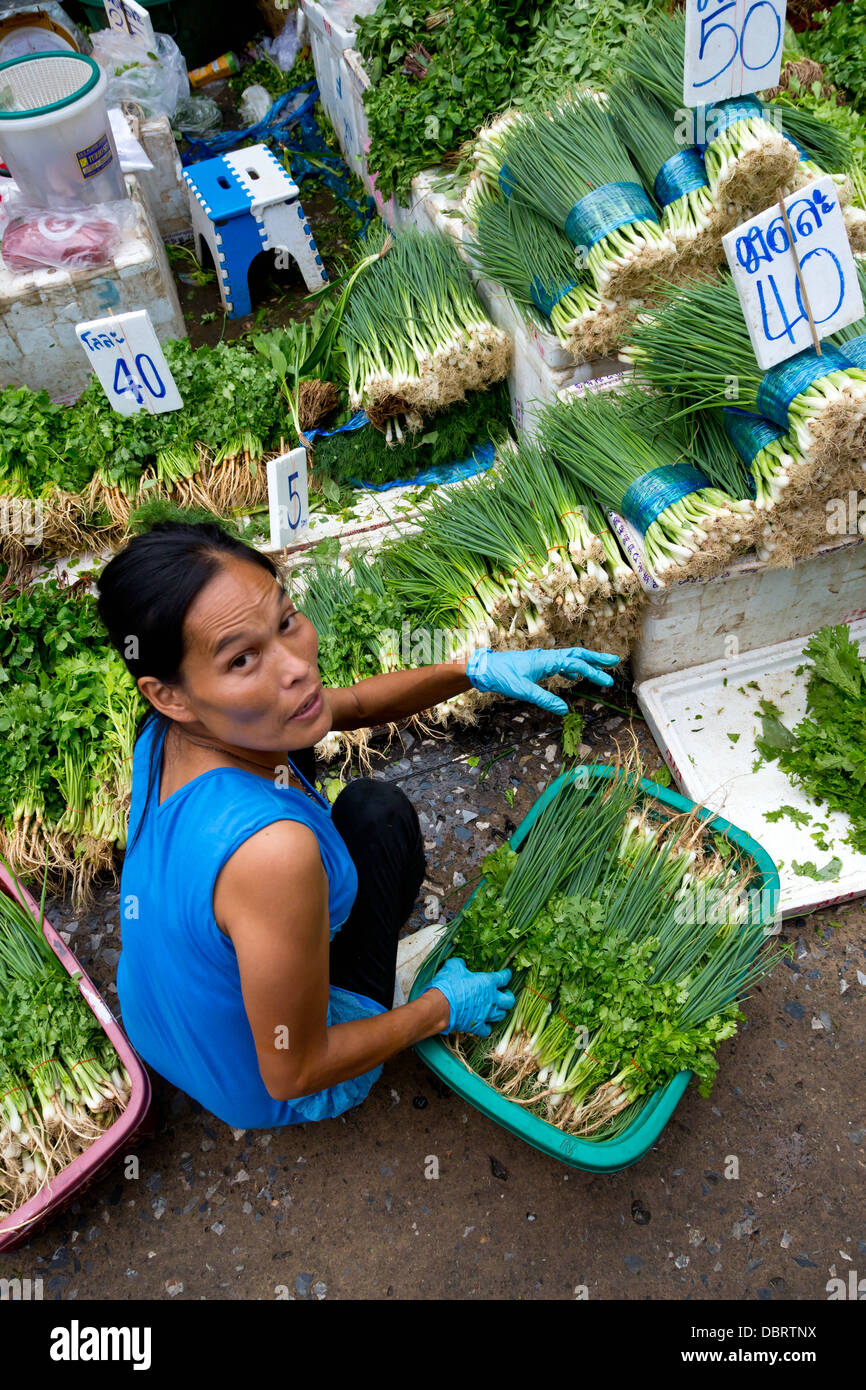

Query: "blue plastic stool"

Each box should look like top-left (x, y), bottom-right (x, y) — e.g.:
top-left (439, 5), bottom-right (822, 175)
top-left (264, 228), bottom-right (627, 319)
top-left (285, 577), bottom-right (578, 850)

top-left (182, 143), bottom-right (327, 318)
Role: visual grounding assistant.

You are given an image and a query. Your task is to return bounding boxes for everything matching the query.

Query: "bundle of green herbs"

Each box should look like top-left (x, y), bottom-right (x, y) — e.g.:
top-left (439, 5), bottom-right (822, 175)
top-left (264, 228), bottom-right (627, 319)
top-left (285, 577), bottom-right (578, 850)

top-left (0, 576), bottom-right (144, 905)
top-left (337, 223), bottom-right (510, 429)
top-left (0, 861), bottom-right (131, 1215)
top-left (756, 623), bottom-right (866, 855)
top-left (309, 385), bottom-right (511, 488)
top-left (436, 769), bottom-right (778, 1138)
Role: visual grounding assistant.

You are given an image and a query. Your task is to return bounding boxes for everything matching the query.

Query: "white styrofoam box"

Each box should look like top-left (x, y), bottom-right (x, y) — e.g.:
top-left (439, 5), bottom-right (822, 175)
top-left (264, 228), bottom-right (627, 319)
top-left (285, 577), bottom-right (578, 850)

top-left (0, 173), bottom-right (185, 401)
top-left (636, 619), bottom-right (866, 917)
top-left (133, 114), bottom-right (192, 242)
top-left (630, 533), bottom-right (866, 681)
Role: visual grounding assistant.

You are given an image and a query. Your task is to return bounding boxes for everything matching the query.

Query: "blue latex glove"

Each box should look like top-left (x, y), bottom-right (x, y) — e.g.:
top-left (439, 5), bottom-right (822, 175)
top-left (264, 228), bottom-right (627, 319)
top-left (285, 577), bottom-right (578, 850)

top-left (466, 646), bottom-right (619, 716)
top-left (422, 957), bottom-right (515, 1037)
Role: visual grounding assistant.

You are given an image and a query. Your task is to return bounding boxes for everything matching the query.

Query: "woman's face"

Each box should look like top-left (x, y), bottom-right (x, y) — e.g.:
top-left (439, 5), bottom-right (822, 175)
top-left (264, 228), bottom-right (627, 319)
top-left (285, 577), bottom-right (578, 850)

top-left (175, 556), bottom-right (333, 753)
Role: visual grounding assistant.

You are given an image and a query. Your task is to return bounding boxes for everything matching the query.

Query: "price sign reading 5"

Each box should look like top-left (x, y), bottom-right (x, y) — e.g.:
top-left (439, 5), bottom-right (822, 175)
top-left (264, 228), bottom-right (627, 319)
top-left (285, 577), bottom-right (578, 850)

top-left (684, 0), bottom-right (786, 106)
top-left (267, 447), bottom-right (310, 549)
top-left (75, 310), bottom-right (183, 416)
top-left (723, 175), bottom-right (864, 370)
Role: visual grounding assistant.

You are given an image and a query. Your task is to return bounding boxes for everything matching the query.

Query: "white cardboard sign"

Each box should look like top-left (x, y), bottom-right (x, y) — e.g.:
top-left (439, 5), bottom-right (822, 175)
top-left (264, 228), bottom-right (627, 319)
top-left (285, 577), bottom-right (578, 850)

top-left (684, 0), bottom-right (786, 106)
top-left (75, 309), bottom-right (183, 415)
top-left (103, 0), bottom-right (156, 51)
top-left (267, 448), bottom-right (310, 549)
top-left (722, 175), bottom-right (863, 371)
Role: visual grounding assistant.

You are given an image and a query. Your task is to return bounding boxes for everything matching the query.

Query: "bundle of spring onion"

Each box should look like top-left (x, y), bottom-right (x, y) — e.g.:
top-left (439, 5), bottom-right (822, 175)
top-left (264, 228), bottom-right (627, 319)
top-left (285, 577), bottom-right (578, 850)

top-left (0, 862), bottom-right (131, 1218)
top-left (622, 275), bottom-right (866, 481)
top-left (337, 222), bottom-right (510, 430)
top-left (619, 12), bottom-right (798, 216)
top-left (0, 578), bottom-right (145, 906)
top-left (434, 768), bottom-right (779, 1138)
top-left (379, 439), bottom-right (641, 653)
top-left (540, 385), bottom-right (757, 582)
top-left (609, 80), bottom-right (717, 265)
top-left (475, 94), bottom-right (677, 302)
top-left (463, 183), bottom-right (629, 359)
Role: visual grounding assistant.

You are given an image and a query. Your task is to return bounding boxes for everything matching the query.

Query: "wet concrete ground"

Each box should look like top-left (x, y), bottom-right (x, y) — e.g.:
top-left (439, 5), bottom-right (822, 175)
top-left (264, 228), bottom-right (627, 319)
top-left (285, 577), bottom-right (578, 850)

top-left (5, 688), bottom-right (865, 1301)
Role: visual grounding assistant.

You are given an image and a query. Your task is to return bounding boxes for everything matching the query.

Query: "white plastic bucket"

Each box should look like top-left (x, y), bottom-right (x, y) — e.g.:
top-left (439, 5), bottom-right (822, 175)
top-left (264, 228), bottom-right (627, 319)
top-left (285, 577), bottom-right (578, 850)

top-left (0, 51), bottom-right (125, 207)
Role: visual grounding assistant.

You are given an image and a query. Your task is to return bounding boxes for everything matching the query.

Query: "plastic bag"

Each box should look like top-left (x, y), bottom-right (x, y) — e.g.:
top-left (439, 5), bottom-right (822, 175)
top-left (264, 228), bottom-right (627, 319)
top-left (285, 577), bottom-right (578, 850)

top-left (92, 30), bottom-right (189, 119)
top-left (239, 84), bottom-right (272, 126)
top-left (107, 107), bottom-right (153, 172)
top-left (259, 15), bottom-right (299, 72)
top-left (0, 197), bottom-right (136, 272)
top-left (172, 94), bottom-right (222, 137)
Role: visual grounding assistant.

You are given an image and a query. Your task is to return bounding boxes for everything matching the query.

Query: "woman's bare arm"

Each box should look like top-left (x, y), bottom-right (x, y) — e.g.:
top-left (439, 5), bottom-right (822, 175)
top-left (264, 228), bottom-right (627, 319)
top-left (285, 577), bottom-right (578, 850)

top-left (215, 819), bottom-right (449, 1101)
top-left (325, 661), bottom-right (473, 733)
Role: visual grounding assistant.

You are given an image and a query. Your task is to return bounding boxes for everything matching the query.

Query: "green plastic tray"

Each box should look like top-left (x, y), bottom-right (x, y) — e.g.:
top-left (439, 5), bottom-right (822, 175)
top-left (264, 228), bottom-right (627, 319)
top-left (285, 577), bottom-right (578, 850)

top-left (410, 765), bottom-right (780, 1173)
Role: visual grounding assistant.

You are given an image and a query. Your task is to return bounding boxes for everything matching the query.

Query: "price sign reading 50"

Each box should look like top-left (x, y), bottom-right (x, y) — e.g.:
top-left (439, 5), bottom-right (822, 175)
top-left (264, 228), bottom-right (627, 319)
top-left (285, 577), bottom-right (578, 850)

top-left (75, 310), bottom-right (183, 416)
top-left (723, 175), bottom-right (864, 370)
top-left (684, 0), bottom-right (786, 106)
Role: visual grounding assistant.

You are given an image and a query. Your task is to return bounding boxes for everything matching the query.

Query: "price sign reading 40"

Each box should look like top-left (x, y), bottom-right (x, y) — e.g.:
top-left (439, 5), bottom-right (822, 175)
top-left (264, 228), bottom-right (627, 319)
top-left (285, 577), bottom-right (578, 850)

top-left (684, 0), bottom-right (786, 106)
top-left (75, 310), bottom-right (183, 416)
top-left (723, 175), bottom-right (864, 371)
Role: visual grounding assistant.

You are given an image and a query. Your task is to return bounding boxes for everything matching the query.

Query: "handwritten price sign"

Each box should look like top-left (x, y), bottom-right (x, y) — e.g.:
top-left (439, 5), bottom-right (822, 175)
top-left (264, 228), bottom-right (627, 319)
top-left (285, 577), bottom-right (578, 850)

top-left (103, 0), bottom-right (155, 50)
top-left (723, 175), bottom-right (864, 370)
top-left (267, 448), bottom-right (310, 549)
top-left (684, 0), bottom-right (786, 106)
top-left (75, 310), bottom-right (183, 415)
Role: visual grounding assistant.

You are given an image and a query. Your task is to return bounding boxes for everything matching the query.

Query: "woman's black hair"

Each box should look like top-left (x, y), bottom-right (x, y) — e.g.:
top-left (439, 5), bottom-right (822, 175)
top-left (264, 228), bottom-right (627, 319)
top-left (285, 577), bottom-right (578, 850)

top-left (96, 520), bottom-right (283, 856)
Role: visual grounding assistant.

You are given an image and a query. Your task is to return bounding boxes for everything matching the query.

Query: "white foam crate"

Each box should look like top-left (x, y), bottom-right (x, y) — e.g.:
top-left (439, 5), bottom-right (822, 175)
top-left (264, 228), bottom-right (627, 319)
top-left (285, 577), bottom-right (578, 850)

top-left (0, 173), bottom-right (185, 401)
top-left (630, 534), bottom-right (866, 681)
top-left (636, 619), bottom-right (866, 917)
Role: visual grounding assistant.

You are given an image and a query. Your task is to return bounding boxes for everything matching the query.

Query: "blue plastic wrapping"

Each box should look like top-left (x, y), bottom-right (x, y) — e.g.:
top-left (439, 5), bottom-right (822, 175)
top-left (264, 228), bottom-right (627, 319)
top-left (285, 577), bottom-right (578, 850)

top-left (756, 343), bottom-right (854, 427)
top-left (723, 408), bottom-right (785, 465)
top-left (653, 149), bottom-right (708, 208)
top-left (498, 162), bottom-right (516, 199)
top-left (839, 333), bottom-right (866, 369)
top-left (529, 276), bottom-right (577, 318)
top-left (621, 463), bottom-right (710, 535)
top-left (563, 181), bottom-right (657, 249)
top-left (696, 95), bottom-right (763, 152)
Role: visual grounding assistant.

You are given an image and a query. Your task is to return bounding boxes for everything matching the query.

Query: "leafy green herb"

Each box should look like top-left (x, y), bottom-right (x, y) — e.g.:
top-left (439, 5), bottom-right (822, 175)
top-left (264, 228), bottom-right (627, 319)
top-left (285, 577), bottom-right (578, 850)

top-left (727, 732), bottom-right (740, 744)
top-left (561, 709), bottom-right (585, 759)
top-left (763, 805), bottom-right (812, 827)
top-left (791, 857), bottom-right (842, 882)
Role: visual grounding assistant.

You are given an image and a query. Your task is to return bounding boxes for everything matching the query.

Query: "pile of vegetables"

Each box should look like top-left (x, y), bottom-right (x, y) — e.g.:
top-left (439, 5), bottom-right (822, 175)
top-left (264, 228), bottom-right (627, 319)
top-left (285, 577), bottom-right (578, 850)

top-left (756, 623), bottom-right (866, 855)
top-left (337, 224), bottom-right (511, 430)
top-left (429, 768), bottom-right (779, 1138)
top-left (540, 386), bottom-right (758, 583)
top-left (473, 94), bottom-right (676, 303)
top-left (309, 384), bottom-right (511, 488)
top-left (0, 864), bottom-right (131, 1218)
top-left (379, 434), bottom-right (641, 650)
top-left (0, 575), bottom-right (144, 905)
top-left (622, 275), bottom-right (866, 540)
top-left (354, 0), bottom-right (674, 203)
top-left (464, 184), bottom-right (628, 359)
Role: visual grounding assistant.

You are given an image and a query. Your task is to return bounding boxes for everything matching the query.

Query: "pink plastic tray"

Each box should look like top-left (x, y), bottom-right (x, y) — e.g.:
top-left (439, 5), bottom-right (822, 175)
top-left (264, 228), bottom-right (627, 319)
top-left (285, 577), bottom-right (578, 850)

top-left (0, 865), bottom-right (152, 1253)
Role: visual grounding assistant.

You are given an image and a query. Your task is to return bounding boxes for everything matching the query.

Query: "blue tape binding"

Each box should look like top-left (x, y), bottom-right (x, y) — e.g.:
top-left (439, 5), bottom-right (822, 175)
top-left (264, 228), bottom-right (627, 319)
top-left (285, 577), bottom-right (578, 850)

top-left (621, 463), bottom-right (710, 536)
top-left (839, 333), bottom-right (866, 369)
top-left (529, 276), bottom-right (577, 318)
top-left (498, 162), bottom-right (515, 199)
top-left (653, 149), bottom-right (708, 208)
top-left (563, 181), bottom-right (657, 250)
top-left (756, 343), bottom-right (854, 428)
top-left (723, 408), bottom-right (784, 465)
top-left (696, 95), bottom-right (763, 153)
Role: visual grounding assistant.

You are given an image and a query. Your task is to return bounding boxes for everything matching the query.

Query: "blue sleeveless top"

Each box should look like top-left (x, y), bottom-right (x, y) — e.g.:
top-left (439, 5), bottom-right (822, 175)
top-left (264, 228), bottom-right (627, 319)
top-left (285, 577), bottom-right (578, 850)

top-left (117, 715), bottom-right (386, 1129)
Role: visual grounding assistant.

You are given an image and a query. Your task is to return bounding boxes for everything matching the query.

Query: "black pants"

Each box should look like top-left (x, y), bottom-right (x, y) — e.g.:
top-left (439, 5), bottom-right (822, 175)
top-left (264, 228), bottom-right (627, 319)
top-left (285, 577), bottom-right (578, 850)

top-left (326, 778), bottom-right (426, 1009)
